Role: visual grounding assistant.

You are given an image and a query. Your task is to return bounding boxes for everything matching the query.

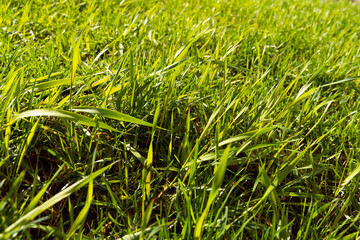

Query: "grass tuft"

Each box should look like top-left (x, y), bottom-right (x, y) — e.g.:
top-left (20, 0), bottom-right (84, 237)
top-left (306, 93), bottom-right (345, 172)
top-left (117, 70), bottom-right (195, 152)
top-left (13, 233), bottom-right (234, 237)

top-left (1, 0), bottom-right (360, 238)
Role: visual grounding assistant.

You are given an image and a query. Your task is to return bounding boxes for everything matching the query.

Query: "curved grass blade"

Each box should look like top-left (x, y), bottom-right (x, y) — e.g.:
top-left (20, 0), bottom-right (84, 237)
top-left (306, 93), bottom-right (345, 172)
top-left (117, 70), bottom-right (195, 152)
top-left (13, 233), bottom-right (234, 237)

top-left (174, 28), bottom-right (212, 62)
top-left (23, 165), bottom-right (64, 215)
top-left (0, 171), bottom-right (26, 212)
top-left (336, 163), bottom-right (360, 196)
top-left (0, 162), bottom-right (116, 239)
top-left (8, 109), bottom-right (117, 132)
top-left (218, 126), bottom-right (278, 147)
top-left (194, 144), bottom-right (231, 240)
top-left (70, 37), bottom-right (82, 109)
top-left (140, 200), bottom-right (154, 240)
top-left (16, 119), bottom-right (40, 174)
top-left (72, 107), bottom-right (154, 127)
top-left (321, 76), bottom-right (360, 87)
top-left (209, 59), bottom-right (250, 72)
top-left (27, 78), bottom-right (71, 92)
top-left (66, 180), bottom-right (93, 239)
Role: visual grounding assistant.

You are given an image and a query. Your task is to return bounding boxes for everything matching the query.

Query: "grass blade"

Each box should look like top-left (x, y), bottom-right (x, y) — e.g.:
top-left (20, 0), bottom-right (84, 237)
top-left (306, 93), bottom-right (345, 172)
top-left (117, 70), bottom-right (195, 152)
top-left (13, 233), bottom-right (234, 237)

top-left (0, 162), bottom-right (116, 239)
top-left (194, 144), bottom-right (231, 240)
top-left (23, 165), bottom-right (64, 214)
top-left (72, 107), bottom-right (153, 127)
top-left (336, 163), bottom-right (360, 196)
top-left (66, 180), bottom-right (93, 239)
top-left (8, 109), bottom-right (117, 132)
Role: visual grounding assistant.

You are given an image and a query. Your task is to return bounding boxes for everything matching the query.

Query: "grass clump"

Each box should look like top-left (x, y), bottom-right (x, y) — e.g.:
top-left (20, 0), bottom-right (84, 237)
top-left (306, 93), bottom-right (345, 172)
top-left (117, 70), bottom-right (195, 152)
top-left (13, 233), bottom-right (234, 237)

top-left (1, 0), bottom-right (360, 239)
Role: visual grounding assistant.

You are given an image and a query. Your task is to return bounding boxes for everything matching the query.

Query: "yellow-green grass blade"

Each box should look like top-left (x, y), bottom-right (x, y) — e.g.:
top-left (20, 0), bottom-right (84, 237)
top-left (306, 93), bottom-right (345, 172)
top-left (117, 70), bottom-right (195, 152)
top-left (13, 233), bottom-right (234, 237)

top-left (66, 180), bottom-right (93, 239)
top-left (252, 143), bottom-right (310, 211)
top-left (8, 109), bottom-right (117, 132)
top-left (17, 0), bottom-right (31, 31)
top-left (0, 67), bottom-right (24, 114)
top-left (321, 76), bottom-right (360, 87)
top-left (148, 59), bottom-right (188, 78)
top-left (0, 67), bottom-right (24, 101)
top-left (259, 164), bottom-right (281, 223)
top-left (0, 171), bottom-right (26, 212)
top-left (23, 165), bottom-right (64, 215)
top-left (102, 54), bottom-right (128, 108)
top-left (218, 126), bottom-right (278, 147)
top-left (194, 144), bottom-right (231, 240)
top-left (145, 102), bottom-right (160, 208)
top-left (145, 142), bottom-right (153, 199)
top-left (336, 163), bottom-right (360, 196)
top-left (2, 109), bottom-right (12, 166)
top-left (174, 28), bottom-right (212, 63)
top-left (0, 162), bottom-right (116, 239)
top-left (16, 118), bottom-right (40, 174)
top-left (26, 78), bottom-right (72, 92)
top-left (73, 107), bottom-right (154, 128)
top-left (70, 37), bottom-right (81, 109)
top-left (27, 72), bottom-right (64, 83)
top-left (140, 200), bottom-right (154, 240)
top-left (209, 59), bottom-right (250, 72)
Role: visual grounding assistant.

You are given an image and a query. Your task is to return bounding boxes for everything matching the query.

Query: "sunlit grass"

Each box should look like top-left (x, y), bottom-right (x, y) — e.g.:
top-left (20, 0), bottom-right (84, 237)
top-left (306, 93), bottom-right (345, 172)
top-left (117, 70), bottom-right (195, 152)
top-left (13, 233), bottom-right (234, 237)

top-left (1, 0), bottom-right (360, 239)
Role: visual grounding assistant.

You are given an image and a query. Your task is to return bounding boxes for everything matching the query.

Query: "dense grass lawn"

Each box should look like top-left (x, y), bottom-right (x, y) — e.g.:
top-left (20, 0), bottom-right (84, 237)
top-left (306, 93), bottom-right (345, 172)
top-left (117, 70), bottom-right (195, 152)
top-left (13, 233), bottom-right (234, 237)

top-left (1, 0), bottom-right (360, 239)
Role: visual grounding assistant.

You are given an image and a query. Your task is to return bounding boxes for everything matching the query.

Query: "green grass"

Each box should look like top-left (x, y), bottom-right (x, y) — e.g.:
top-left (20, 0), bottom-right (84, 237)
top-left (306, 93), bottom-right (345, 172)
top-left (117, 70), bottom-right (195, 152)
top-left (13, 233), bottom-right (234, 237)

top-left (1, 0), bottom-right (360, 239)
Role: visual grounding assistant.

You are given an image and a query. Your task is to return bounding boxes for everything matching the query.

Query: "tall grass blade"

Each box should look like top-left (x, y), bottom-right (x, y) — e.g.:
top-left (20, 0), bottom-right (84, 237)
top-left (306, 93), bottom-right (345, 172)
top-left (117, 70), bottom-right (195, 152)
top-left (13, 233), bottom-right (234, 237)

top-left (70, 37), bottom-right (82, 109)
top-left (73, 107), bottom-right (154, 127)
top-left (23, 165), bottom-right (64, 214)
top-left (194, 144), bottom-right (231, 240)
top-left (336, 163), bottom-right (360, 196)
top-left (66, 180), bottom-right (93, 239)
top-left (16, 119), bottom-right (40, 173)
top-left (8, 109), bottom-right (117, 132)
top-left (0, 162), bottom-right (116, 239)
